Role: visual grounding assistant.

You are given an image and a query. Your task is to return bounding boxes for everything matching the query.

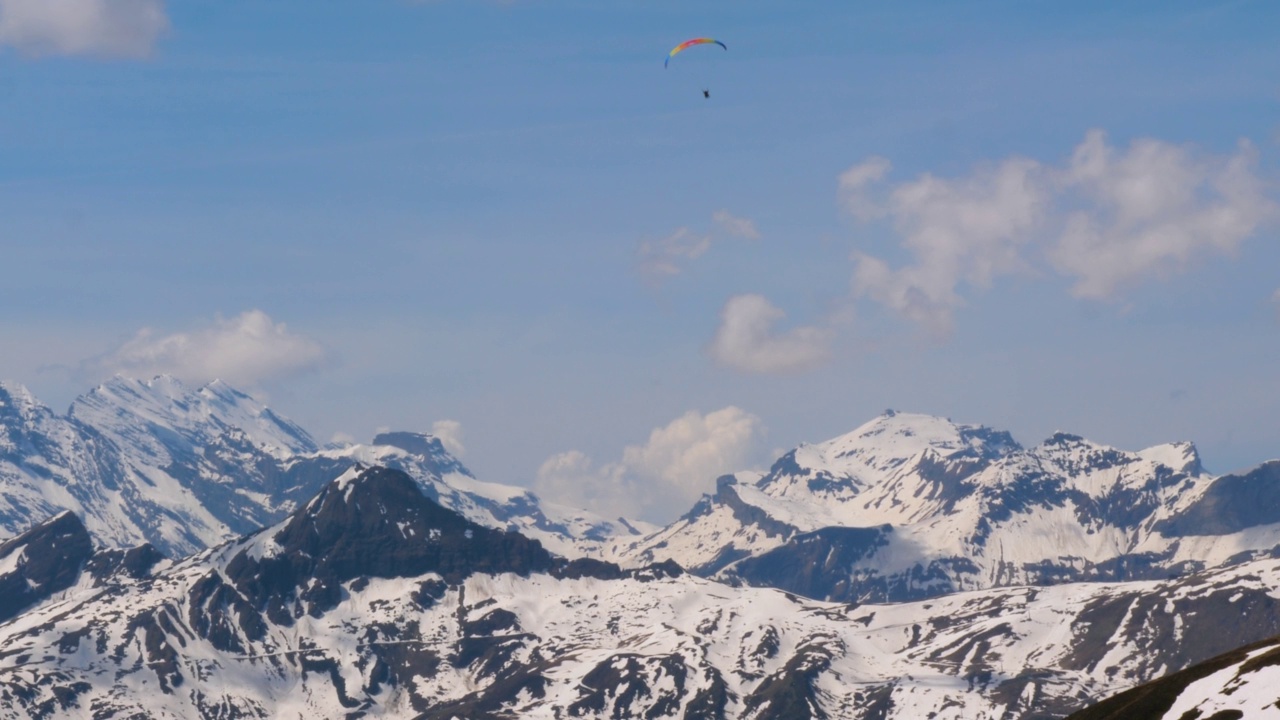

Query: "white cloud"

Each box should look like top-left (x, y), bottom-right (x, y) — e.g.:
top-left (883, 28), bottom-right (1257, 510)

top-left (534, 406), bottom-right (763, 521)
top-left (430, 419), bottom-right (465, 458)
top-left (712, 209), bottom-right (761, 240)
top-left (839, 129), bottom-right (1276, 333)
top-left (535, 450), bottom-right (629, 518)
top-left (84, 310), bottom-right (325, 388)
top-left (843, 155), bottom-right (1048, 334)
top-left (1050, 131), bottom-right (1276, 299)
top-left (637, 210), bottom-right (759, 283)
top-left (708, 294), bottom-right (831, 373)
top-left (0, 0), bottom-right (167, 58)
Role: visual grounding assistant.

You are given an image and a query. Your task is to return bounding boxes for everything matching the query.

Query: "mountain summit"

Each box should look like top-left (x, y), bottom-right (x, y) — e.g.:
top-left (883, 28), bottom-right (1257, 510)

top-left (614, 411), bottom-right (1280, 603)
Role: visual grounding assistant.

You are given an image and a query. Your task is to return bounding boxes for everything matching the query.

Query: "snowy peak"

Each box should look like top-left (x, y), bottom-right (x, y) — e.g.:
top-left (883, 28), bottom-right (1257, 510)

top-left (745, 412), bottom-right (1019, 528)
top-left (1137, 440), bottom-right (1203, 476)
top-left (0, 381), bottom-right (49, 424)
top-left (763, 411), bottom-right (1020, 493)
top-left (0, 382), bottom-right (61, 456)
top-left (819, 410), bottom-right (1018, 465)
top-left (69, 374), bottom-right (317, 459)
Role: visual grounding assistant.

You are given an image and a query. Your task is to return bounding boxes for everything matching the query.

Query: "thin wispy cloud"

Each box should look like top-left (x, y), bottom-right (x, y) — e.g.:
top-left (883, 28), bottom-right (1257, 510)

top-left (637, 228), bottom-right (712, 281)
top-left (712, 209), bottom-right (761, 240)
top-left (708, 294), bottom-right (831, 374)
top-left (534, 406), bottom-right (763, 522)
top-left (838, 156), bottom-right (893, 220)
top-left (82, 310), bottom-right (325, 389)
top-left (842, 129), bottom-right (1277, 332)
top-left (0, 0), bottom-right (167, 58)
top-left (637, 210), bottom-right (760, 284)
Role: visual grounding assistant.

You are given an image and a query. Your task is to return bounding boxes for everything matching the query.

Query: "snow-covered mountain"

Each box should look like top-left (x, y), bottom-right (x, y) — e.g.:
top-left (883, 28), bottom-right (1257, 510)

top-left (9, 381), bottom-right (1277, 608)
top-left (316, 431), bottom-right (653, 559)
top-left (4, 465), bottom-right (1280, 719)
top-left (614, 411), bottom-right (1280, 603)
top-left (0, 376), bottom-right (646, 558)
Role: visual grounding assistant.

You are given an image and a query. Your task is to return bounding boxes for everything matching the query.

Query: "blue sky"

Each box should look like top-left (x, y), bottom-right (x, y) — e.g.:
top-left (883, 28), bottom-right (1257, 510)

top-left (2, 0), bottom-right (1278, 521)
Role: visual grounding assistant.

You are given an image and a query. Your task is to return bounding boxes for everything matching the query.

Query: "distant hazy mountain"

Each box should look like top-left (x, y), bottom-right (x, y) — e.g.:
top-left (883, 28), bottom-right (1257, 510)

top-left (0, 376), bottom-right (647, 558)
top-left (614, 411), bottom-right (1280, 603)
top-left (4, 466), bottom-right (1280, 719)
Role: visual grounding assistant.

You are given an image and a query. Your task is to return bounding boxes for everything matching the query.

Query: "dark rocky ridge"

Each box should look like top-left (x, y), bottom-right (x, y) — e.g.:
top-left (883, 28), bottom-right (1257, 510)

top-left (0, 511), bottom-right (94, 624)
top-left (221, 466), bottom-right (559, 624)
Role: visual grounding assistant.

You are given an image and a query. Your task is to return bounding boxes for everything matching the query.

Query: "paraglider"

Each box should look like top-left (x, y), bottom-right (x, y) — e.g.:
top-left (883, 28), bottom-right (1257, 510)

top-left (664, 38), bottom-right (727, 68)
top-left (665, 38), bottom-right (726, 98)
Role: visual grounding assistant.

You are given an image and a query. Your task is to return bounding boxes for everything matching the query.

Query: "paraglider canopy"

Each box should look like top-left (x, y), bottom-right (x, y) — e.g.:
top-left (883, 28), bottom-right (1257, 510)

top-left (665, 38), bottom-right (727, 68)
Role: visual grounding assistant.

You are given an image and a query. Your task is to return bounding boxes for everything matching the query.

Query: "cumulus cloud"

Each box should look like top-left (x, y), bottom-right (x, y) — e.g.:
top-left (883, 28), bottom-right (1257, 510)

top-left (1050, 131), bottom-right (1276, 299)
top-left (842, 156), bottom-right (1048, 334)
top-left (83, 310), bottom-right (325, 388)
top-left (637, 210), bottom-right (759, 283)
top-left (0, 0), bottom-right (167, 58)
top-left (534, 407), bottom-right (763, 521)
top-left (708, 294), bottom-right (831, 373)
top-left (840, 129), bottom-right (1276, 333)
top-left (534, 450), bottom-right (629, 518)
top-left (430, 419), bottom-right (465, 458)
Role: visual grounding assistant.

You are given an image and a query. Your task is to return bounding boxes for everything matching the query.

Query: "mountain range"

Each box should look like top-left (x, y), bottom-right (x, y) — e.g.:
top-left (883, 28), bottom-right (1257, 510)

top-left (2, 376), bottom-right (1278, 718)
top-left (614, 411), bottom-right (1280, 605)
top-left (4, 466), bottom-right (1280, 718)
top-left (0, 376), bottom-right (646, 560)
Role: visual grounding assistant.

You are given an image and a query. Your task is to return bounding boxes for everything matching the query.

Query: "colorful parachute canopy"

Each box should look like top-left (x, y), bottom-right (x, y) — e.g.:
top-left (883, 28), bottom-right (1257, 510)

top-left (665, 38), bottom-right (727, 68)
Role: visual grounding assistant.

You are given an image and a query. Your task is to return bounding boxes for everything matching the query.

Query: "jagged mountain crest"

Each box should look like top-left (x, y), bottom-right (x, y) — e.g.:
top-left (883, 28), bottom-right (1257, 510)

top-left (1, 376), bottom-right (645, 559)
top-left (68, 374), bottom-right (318, 459)
top-left (614, 410), bottom-right (1279, 606)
